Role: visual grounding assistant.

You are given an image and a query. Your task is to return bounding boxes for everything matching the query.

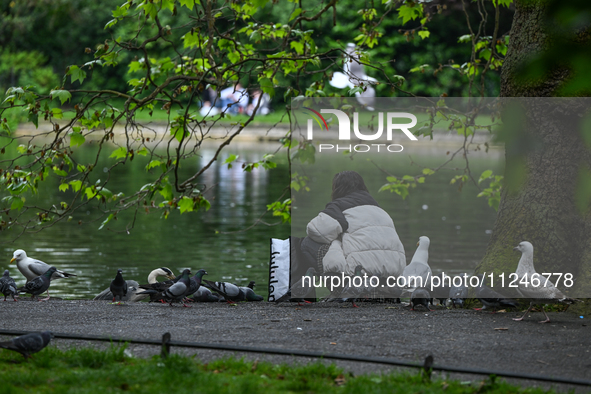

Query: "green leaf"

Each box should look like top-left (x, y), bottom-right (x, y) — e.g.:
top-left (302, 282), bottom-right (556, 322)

top-left (290, 41), bottom-right (304, 55)
top-left (69, 131), bottom-right (85, 147)
top-left (7, 196), bottom-right (25, 211)
top-left (52, 166), bottom-right (68, 177)
top-left (51, 108), bottom-right (63, 119)
top-left (179, 196), bottom-right (194, 214)
top-left (259, 77), bottom-right (275, 98)
top-left (179, 0), bottom-right (199, 10)
top-left (59, 183), bottom-right (69, 192)
top-left (50, 90), bottom-right (72, 105)
top-left (418, 30), bottom-right (430, 40)
top-left (98, 214), bottom-right (114, 230)
top-left (146, 160), bottom-right (162, 171)
top-left (479, 170), bottom-right (493, 182)
top-left (422, 168), bottom-right (435, 175)
top-left (69, 180), bottom-right (83, 192)
top-left (110, 147), bottom-right (128, 159)
top-left (458, 34), bottom-right (473, 43)
top-left (397, 3), bottom-right (423, 24)
top-left (479, 48), bottom-right (492, 61)
top-left (289, 8), bottom-right (302, 21)
top-left (67, 65), bottom-right (86, 85)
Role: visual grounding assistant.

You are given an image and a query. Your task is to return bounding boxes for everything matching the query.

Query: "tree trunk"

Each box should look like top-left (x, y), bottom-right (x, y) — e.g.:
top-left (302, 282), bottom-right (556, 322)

top-left (477, 1), bottom-right (591, 306)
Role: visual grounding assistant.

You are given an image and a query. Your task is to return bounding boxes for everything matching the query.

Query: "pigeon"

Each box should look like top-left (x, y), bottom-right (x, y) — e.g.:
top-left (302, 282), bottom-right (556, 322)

top-left (474, 274), bottom-right (518, 312)
top-left (17, 266), bottom-right (57, 301)
top-left (203, 279), bottom-right (250, 303)
top-left (137, 269), bottom-right (192, 307)
top-left (189, 286), bottom-right (224, 302)
top-left (411, 287), bottom-right (433, 311)
top-left (0, 331), bottom-right (53, 359)
top-left (0, 269), bottom-right (18, 301)
top-left (512, 241), bottom-right (581, 323)
top-left (401, 236), bottom-right (432, 292)
top-left (275, 267), bottom-right (318, 304)
top-left (239, 282), bottom-right (264, 301)
top-left (428, 273), bottom-right (450, 307)
top-left (94, 267), bottom-right (176, 302)
top-left (11, 249), bottom-right (76, 281)
top-left (109, 269), bottom-right (127, 303)
top-left (449, 277), bottom-right (469, 308)
top-left (184, 269), bottom-right (208, 299)
top-left (336, 265), bottom-right (369, 308)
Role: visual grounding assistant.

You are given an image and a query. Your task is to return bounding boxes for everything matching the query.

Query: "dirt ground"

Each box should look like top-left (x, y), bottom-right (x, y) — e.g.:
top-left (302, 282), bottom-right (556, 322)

top-left (1, 298), bottom-right (589, 392)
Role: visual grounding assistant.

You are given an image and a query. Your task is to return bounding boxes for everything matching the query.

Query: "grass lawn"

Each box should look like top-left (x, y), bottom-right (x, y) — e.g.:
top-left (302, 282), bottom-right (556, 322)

top-left (0, 345), bottom-right (554, 393)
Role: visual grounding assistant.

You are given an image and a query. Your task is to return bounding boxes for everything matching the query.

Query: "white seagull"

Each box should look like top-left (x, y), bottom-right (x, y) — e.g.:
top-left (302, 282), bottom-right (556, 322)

top-left (401, 236), bottom-right (432, 292)
top-left (11, 249), bottom-right (77, 301)
top-left (512, 241), bottom-right (580, 323)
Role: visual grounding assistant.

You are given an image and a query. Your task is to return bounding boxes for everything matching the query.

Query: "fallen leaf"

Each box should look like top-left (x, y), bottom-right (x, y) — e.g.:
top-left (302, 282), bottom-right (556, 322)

top-left (494, 327), bottom-right (508, 330)
top-left (330, 342), bottom-right (337, 345)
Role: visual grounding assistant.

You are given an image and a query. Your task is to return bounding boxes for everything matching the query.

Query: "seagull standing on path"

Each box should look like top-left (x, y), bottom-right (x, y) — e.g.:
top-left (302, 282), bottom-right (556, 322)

top-left (512, 241), bottom-right (580, 323)
top-left (402, 236), bottom-right (432, 293)
top-left (11, 249), bottom-right (76, 300)
top-left (0, 331), bottom-right (53, 359)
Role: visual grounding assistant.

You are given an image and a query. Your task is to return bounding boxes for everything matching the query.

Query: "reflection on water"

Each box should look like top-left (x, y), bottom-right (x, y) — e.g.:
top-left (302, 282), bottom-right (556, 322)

top-left (2, 137), bottom-right (503, 299)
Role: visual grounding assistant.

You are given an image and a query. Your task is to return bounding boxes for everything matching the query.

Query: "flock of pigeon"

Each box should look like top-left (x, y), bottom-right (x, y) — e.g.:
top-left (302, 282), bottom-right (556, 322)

top-left (281, 237), bottom-right (581, 324)
top-left (0, 238), bottom-right (584, 360)
top-left (1, 249), bottom-right (264, 307)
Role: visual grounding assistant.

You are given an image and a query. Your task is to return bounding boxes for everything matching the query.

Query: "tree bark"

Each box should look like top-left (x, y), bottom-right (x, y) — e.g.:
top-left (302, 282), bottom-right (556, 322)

top-left (477, 1), bottom-right (591, 304)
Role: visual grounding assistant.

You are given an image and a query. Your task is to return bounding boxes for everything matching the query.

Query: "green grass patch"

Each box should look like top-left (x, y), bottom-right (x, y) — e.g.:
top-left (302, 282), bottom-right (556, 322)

top-left (0, 345), bottom-right (555, 393)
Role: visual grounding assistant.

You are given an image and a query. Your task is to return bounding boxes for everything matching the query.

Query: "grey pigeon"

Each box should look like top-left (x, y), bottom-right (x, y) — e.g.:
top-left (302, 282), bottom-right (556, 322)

top-left (0, 269), bottom-right (18, 301)
top-left (138, 269), bottom-right (191, 307)
top-left (239, 286), bottom-right (264, 301)
top-left (512, 241), bottom-right (581, 323)
top-left (184, 269), bottom-right (208, 299)
top-left (336, 265), bottom-right (369, 308)
top-left (275, 267), bottom-right (318, 304)
top-left (449, 276), bottom-right (469, 308)
top-left (402, 236), bottom-right (432, 291)
top-left (411, 287), bottom-right (433, 311)
top-left (474, 274), bottom-right (518, 312)
top-left (109, 269), bottom-right (127, 303)
top-left (0, 331), bottom-right (53, 359)
top-left (17, 266), bottom-right (57, 301)
top-left (428, 273), bottom-right (450, 307)
top-left (190, 286), bottom-right (224, 302)
top-left (203, 279), bottom-right (247, 302)
top-left (94, 267), bottom-right (176, 302)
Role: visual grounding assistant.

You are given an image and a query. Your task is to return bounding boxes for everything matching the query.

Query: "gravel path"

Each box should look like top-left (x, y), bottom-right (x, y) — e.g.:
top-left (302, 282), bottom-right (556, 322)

top-left (1, 299), bottom-right (589, 391)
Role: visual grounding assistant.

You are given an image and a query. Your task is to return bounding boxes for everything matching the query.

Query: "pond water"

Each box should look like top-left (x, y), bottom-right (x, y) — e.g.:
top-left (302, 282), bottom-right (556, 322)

top-left (2, 134), bottom-right (504, 300)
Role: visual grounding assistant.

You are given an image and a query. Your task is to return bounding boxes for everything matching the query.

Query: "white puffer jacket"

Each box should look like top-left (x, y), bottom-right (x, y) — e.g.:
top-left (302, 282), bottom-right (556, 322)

top-left (306, 191), bottom-right (405, 277)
